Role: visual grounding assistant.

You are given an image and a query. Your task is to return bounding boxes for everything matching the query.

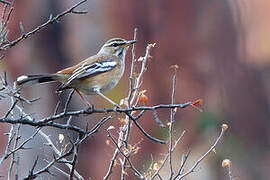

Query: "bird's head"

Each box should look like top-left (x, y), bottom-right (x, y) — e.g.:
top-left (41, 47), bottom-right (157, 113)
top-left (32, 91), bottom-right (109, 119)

top-left (98, 38), bottom-right (136, 60)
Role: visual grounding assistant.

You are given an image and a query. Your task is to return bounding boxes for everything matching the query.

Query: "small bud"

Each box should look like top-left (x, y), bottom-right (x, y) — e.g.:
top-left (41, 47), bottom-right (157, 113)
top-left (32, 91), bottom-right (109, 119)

top-left (192, 99), bottom-right (203, 107)
top-left (133, 146), bottom-right (140, 154)
top-left (153, 162), bottom-right (160, 171)
top-left (58, 134), bottom-right (64, 143)
top-left (139, 94), bottom-right (148, 103)
top-left (148, 43), bottom-right (156, 48)
top-left (107, 126), bottom-right (115, 131)
top-left (122, 148), bottom-right (129, 156)
top-left (105, 139), bottom-right (110, 145)
top-left (191, 99), bottom-right (203, 112)
top-left (138, 57), bottom-right (144, 62)
top-left (170, 64), bottom-right (179, 69)
top-left (222, 159), bottom-right (231, 168)
top-left (222, 124), bottom-right (228, 131)
top-left (120, 98), bottom-right (128, 107)
top-left (119, 118), bottom-right (128, 125)
top-left (138, 90), bottom-right (148, 104)
top-left (122, 170), bottom-right (128, 176)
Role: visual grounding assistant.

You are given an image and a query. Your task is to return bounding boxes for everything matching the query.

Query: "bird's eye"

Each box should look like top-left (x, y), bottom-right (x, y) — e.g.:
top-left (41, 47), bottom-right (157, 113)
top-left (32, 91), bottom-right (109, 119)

top-left (112, 43), bottom-right (118, 47)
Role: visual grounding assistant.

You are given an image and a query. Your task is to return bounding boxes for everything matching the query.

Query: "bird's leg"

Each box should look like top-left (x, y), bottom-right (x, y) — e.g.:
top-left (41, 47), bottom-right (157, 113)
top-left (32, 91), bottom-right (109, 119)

top-left (95, 90), bottom-right (120, 108)
top-left (75, 89), bottom-right (92, 107)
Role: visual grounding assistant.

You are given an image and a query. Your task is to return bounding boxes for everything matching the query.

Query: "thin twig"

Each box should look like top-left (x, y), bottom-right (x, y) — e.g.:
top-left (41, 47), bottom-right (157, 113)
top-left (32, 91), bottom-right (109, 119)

top-left (63, 89), bottom-right (75, 114)
top-left (79, 116), bottom-right (112, 143)
top-left (178, 126), bottom-right (227, 179)
top-left (0, 117), bottom-right (86, 134)
top-left (0, 113), bottom-right (15, 164)
top-left (48, 161), bottom-right (70, 178)
top-left (173, 150), bottom-right (191, 180)
top-left (228, 164), bottom-right (233, 180)
top-left (69, 137), bottom-right (80, 180)
top-left (124, 111), bottom-right (166, 144)
top-left (152, 109), bottom-right (165, 127)
top-left (4, 99), bottom-right (18, 118)
top-left (15, 154), bottom-right (19, 180)
top-left (169, 67), bottom-right (177, 179)
top-left (127, 27), bottom-right (138, 103)
top-left (103, 147), bottom-right (119, 180)
top-left (37, 102), bottom-right (193, 124)
top-left (8, 124), bottom-right (20, 180)
top-left (0, 102), bottom-right (192, 140)
top-left (38, 130), bottom-right (84, 180)
top-left (150, 131), bottom-right (186, 180)
top-left (0, 0), bottom-right (88, 50)
top-left (53, 101), bottom-right (61, 115)
top-left (6, 128), bottom-right (41, 158)
top-left (106, 129), bottom-right (144, 179)
top-left (23, 148), bottom-right (74, 179)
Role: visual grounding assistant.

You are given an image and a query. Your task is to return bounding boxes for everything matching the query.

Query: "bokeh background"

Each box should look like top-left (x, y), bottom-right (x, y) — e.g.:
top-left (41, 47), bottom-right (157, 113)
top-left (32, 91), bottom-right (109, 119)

top-left (0, 0), bottom-right (270, 179)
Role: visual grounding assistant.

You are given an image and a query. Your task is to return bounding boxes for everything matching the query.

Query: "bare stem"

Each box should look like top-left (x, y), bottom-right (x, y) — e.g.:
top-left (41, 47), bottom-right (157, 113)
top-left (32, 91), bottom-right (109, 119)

top-left (0, 0), bottom-right (88, 51)
top-left (178, 126), bottom-right (226, 179)
top-left (169, 68), bottom-right (177, 179)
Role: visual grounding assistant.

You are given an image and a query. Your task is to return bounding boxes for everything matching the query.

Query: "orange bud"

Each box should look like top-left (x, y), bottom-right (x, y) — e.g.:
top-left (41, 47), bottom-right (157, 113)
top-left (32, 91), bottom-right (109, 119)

top-left (192, 99), bottom-right (203, 107)
top-left (139, 94), bottom-right (148, 103)
top-left (222, 159), bottom-right (231, 168)
top-left (191, 99), bottom-right (203, 112)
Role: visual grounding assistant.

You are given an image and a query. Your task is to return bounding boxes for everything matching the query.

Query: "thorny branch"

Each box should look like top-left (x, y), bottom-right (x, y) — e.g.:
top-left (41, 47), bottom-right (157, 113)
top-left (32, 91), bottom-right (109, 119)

top-left (174, 150), bottom-right (191, 179)
top-left (168, 66), bottom-right (178, 179)
top-left (149, 123), bottom-right (227, 180)
top-left (22, 146), bottom-right (75, 180)
top-left (177, 125), bottom-right (227, 179)
top-left (0, 102), bottom-right (192, 132)
top-left (149, 131), bottom-right (186, 180)
top-left (0, 127), bottom-right (40, 164)
top-left (104, 30), bottom-right (163, 180)
top-left (0, 16), bottom-right (229, 179)
top-left (106, 129), bottom-right (144, 179)
top-left (0, 0), bottom-right (88, 52)
top-left (8, 124), bottom-right (21, 180)
top-left (38, 130), bottom-right (84, 180)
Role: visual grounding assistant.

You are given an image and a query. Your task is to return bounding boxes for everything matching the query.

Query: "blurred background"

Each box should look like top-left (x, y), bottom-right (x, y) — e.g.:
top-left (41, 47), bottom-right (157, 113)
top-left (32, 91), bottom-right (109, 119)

top-left (0, 0), bottom-right (270, 179)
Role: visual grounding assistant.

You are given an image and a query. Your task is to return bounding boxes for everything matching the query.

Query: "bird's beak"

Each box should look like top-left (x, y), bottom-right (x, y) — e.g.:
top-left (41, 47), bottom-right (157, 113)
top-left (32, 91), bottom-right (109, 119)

top-left (124, 40), bottom-right (136, 46)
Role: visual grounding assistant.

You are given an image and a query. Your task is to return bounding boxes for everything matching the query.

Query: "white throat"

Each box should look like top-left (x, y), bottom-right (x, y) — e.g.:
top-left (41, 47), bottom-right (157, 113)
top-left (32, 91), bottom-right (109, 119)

top-left (98, 47), bottom-right (128, 62)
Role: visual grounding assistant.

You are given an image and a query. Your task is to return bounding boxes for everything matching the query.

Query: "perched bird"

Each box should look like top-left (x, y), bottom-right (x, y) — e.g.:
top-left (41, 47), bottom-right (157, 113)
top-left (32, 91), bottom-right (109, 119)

top-left (14, 38), bottom-right (136, 106)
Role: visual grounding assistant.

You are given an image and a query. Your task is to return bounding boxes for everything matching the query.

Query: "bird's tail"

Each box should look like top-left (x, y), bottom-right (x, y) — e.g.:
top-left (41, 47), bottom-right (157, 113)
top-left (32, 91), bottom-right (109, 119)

top-left (14, 74), bottom-right (64, 89)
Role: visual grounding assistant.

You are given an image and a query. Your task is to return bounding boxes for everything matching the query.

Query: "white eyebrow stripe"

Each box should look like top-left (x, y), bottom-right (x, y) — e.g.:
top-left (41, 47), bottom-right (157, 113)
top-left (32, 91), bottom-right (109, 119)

top-left (106, 41), bottom-right (125, 47)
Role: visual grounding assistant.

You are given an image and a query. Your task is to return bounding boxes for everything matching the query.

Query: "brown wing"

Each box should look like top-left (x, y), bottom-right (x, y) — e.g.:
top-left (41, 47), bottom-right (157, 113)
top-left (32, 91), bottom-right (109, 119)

top-left (56, 54), bottom-right (118, 91)
top-left (57, 55), bottom-right (101, 75)
top-left (57, 65), bottom-right (79, 75)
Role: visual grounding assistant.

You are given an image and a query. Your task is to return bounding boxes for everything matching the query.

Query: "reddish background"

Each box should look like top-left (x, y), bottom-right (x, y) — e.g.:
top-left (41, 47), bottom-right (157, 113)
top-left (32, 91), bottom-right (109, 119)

top-left (0, 0), bottom-right (269, 179)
